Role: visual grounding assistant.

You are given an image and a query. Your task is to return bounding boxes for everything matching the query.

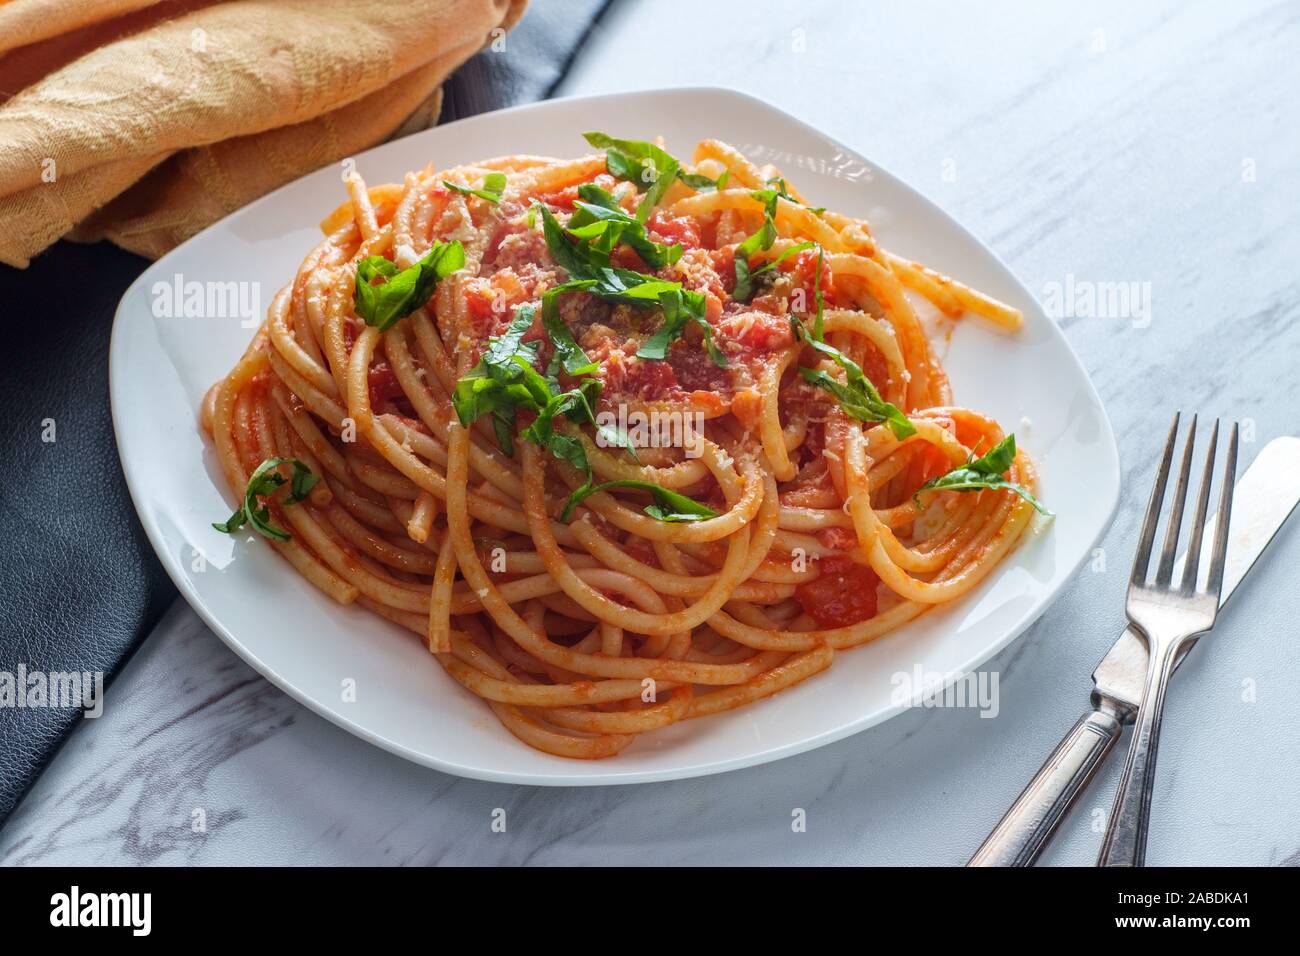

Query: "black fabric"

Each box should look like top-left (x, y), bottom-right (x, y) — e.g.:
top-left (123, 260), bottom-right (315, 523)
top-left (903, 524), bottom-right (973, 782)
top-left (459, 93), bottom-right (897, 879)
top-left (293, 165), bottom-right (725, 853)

top-left (0, 242), bottom-right (175, 823)
top-left (0, 0), bottom-right (613, 828)
top-left (439, 0), bottom-right (612, 123)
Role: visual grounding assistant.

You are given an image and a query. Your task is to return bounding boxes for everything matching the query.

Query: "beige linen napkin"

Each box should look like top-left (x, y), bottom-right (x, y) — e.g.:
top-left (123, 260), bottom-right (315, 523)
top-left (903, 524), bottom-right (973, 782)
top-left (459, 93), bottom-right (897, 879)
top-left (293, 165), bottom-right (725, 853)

top-left (0, 0), bottom-right (527, 267)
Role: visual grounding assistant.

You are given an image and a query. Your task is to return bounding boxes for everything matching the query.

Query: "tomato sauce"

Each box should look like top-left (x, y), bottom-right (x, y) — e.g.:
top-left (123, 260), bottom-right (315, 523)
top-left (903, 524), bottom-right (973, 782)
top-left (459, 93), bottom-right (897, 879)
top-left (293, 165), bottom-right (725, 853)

top-left (647, 211), bottom-right (702, 250)
top-left (795, 555), bottom-right (880, 628)
top-left (367, 362), bottom-right (405, 408)
top-left (790, 248), bottom-right (836, 308)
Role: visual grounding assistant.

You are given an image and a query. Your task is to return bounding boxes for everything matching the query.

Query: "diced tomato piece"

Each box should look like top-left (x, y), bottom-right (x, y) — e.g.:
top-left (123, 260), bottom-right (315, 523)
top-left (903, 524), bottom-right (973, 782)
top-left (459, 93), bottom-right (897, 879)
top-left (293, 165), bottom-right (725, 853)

top-left (464, 271), bottom-right (532, 336)
top-left (367, 362), bottom-right (405, 407)
top-left (712, 247), bottom-right (736, 295)
top-left (647, 211), bottom-right (702, 250)
top-left (703, 291), bottom-right (723, 325)
top-left (607, 356), bottom-right (678, 402)
top-left (689, 389), bottom-right (726, 415)
top-left (464, 279), bottom-right (498, 325)
top-left (859, 345), bottom-right (889, 392)
top-left (801, 417), bottom-right (826, 459)
top-left (624, 536), bottom-right (659, 568)
top-left (792, 248), bottom-right (836, 308)
top-left (795, 555), bottom-right (879, 628)
top-left (610, 245), bottom-right (649, 271)
top-left (734, 310), bottom-right (794, 353)
top-left (537, 184), bottom-right (579, 208)
top-left (669, 342), bottom-right (729, 393)
top-left (816, 527), bottom-right (858, 551)
top-left (730, 388), bottom-right (762, 428)
top-left (537, 174), bottom-right (619, 210)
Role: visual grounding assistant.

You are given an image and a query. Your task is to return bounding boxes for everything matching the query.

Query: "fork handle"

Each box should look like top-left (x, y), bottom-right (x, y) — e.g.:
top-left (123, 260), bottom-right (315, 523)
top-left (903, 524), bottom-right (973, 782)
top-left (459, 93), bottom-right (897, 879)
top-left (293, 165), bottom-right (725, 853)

top-left (1097, 639), bottom-right (1181, 867)
top-left (968, 707), bottom-right (1124, 866)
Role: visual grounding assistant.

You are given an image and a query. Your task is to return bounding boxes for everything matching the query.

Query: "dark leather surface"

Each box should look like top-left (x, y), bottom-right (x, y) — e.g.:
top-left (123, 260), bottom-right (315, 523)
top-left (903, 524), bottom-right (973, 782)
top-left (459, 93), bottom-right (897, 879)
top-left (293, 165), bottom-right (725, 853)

top-left (0, 0), bottom-right (612, 828)
top-left (0, 242), bottom-right (175, 823)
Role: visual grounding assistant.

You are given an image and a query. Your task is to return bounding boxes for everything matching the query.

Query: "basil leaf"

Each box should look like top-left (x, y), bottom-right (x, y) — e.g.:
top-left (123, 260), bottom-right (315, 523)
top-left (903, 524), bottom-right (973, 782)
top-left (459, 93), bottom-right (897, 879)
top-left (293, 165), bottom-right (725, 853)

top-left (750, 240), bottom-right (817, 283)
top-left (634, 286), bottom-right (725, 368)
top-left (792, 317), bottom-right (914, 439)
top-left (751, 187), bottom-right (782, 219)
top-left (567, 199), bottom-right (682, 269)
top-left (763, 176), bottom-right (824, 215)
top-left (575, 182), bottom-right (621, 210)
top-left (492, 410), bottom-right (516, 457)
top-left (559, 478), bottom-right (719, 523)
top-left (354, 240), bottom-right (464, 331)
top-left (914, 435), bottom-right (1052, 515)
top-left (452, 305), bottom-right (545, 429)
top-left (582, 132), bottom-right (680, 222)
top-left (535, 199), bottom-right (724, 370)
top-left (521, 389), bottom-right (588, 459)
top-left (540, 283), bottom-right (599, 377)
top-left (443, 171), bottom-right (506, 203)
top-left (812, 245), bottom-right (826, 341)
top-left (732, 190), bottom-right (783, 302)
top-left (213, 457), bottom-right (318, 542)
top-left (451, 302), bottom-right (638, 468)
top-left (678, 169), bottom-right (730, 192)
top-left (537, 203), bottom-right (590, 277)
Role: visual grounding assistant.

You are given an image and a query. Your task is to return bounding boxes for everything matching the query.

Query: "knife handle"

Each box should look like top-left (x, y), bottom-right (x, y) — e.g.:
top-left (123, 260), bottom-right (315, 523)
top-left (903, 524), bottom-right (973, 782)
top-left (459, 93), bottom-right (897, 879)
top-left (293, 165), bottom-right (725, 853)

top-left (968, 707), bottom-right (1124, 866)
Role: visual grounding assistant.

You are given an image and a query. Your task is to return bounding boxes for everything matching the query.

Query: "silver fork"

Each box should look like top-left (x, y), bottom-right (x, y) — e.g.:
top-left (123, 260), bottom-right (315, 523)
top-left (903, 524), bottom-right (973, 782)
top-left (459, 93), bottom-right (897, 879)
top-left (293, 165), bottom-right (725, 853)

top-left (1098, 412), bottom-right (1238, 867)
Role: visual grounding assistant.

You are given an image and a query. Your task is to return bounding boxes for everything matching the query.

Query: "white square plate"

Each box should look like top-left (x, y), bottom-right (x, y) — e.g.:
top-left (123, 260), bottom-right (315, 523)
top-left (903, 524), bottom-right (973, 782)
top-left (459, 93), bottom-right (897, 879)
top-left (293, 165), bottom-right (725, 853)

top-left (111, 88), bottom-right (1119, 785)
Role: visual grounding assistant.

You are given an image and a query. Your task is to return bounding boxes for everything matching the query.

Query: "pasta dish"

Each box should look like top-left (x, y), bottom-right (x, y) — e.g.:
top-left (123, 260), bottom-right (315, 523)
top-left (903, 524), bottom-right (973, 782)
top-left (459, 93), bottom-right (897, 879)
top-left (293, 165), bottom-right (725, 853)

top-left (203, 133), bottom-right (1048, 758)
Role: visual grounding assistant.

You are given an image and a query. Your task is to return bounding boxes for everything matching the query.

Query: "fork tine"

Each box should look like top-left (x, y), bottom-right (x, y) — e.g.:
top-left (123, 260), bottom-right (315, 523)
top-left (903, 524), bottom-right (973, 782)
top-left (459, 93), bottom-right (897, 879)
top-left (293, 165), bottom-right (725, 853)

top-left (1205, 422), bottom-right (1239, 598)
top-left (1131, 412), bottom-right (1181, 589)
top-left (1180, 420), bottom-right (1218, 592)
top-left (1155, 414), bottom-right (1197, 586)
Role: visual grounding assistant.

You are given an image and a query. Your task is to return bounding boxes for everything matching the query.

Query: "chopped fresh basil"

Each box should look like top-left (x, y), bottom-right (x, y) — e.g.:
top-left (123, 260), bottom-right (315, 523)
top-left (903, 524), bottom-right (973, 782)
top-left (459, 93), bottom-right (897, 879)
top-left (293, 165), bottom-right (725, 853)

top-left (539, 281), bottom-right (599, 377)
top-left (567, 186), bottom-right (682, 269)
top-left (679, 168), bottom-right (730, 192)
top-left (451, 304), bottom-right (638, 466)
top-left (443, 171), bottom-right (506, 203)
top-left (749, 240), bottom-right (816, 285)
top-left (581, 131), bottom-right (732, 206)
top-left (812, 245), bottom-right (826, 341)
top-left (732, 188), bottom-right (795, 302)
top-left (583, 132), bottom-right (680, 222)
top-left (451, 305), bottom-right (548, 452)
top-left (731, 216), bottom-right (777, 303)
top-left (213, 457), bottom-right (319, 542)
top-left (914, 435), bottom-right (1052, 515)
top-left (635, 286), bottom-right (726, 367)
top-left (559, 478), bottom-right (718, 523)
top-left (791, 317), bottom-right (915, 440)
top-left (353, 240), bottom-right (464, 331)
top-left (534, 203), bottom-right (726, 369)
top-left (765, 176), bottom-right (824, 215)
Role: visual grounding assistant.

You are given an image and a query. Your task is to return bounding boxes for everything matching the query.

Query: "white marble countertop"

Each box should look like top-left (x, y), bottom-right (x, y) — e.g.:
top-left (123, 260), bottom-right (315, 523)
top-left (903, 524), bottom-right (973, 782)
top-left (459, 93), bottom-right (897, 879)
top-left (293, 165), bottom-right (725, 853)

top-left (5, 0), bottom-right (1300, 866)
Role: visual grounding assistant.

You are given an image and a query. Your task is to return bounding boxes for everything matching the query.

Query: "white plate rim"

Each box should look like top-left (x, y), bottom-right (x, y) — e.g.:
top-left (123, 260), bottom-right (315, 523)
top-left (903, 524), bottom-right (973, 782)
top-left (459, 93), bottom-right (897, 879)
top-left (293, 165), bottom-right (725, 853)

top-left (110, 86), bottom-right (1121, 786)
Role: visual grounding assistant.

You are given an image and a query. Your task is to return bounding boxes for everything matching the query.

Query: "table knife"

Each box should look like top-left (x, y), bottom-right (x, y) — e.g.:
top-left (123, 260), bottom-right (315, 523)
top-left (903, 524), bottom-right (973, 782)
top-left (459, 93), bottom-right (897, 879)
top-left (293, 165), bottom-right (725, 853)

top-left (969, 435), bottom-right (1300, 867)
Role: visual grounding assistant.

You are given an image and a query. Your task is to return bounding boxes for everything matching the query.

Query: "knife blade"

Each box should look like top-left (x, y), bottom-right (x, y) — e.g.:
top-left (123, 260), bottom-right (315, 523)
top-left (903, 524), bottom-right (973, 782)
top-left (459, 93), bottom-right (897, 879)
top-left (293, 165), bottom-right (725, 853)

top-left (1093, 434), bottom-right (1300, 713)
top-left (970, 435), bottom-right (1300, 866)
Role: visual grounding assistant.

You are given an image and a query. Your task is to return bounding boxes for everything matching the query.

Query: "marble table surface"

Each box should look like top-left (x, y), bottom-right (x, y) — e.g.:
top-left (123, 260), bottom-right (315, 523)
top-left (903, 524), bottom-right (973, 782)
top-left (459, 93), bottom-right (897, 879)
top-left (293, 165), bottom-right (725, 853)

top-left (5, 0), bottom-right (1300, 866)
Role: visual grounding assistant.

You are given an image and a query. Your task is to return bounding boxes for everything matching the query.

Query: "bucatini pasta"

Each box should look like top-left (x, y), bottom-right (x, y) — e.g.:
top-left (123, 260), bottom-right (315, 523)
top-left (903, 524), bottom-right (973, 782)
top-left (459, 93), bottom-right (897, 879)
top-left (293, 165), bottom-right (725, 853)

top-left (203, 132), bottom-right (1048, 759)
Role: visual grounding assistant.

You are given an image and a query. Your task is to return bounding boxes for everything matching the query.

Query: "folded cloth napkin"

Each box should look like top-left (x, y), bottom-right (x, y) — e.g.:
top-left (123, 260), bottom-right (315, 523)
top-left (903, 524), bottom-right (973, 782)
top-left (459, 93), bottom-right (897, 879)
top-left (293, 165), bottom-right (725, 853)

top-left (0, 0), bottom-right (527, 267)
